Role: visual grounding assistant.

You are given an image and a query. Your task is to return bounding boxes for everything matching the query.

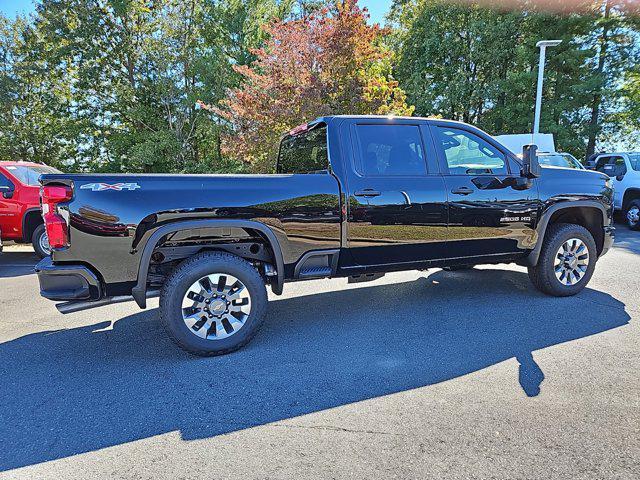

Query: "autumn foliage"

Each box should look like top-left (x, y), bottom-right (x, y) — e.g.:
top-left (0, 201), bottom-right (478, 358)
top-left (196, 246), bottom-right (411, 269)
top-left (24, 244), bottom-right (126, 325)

top-left (202, 0), bottom-right (414, 172)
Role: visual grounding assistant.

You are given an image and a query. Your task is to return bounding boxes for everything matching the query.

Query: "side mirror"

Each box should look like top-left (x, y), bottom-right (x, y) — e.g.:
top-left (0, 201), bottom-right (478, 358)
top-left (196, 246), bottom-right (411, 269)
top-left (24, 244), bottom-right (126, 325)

top-left (0, 185), bottom-right (14, 199)
top-left (521, 144), bottom-right (541, 179)
top-left (616, 173), bottom-right (625, 182)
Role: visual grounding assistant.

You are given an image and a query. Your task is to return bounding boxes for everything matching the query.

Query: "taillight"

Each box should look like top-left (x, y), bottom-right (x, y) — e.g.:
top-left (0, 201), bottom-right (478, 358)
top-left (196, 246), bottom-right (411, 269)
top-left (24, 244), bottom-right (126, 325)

top-left (41, 185), bottom-right (73, 249)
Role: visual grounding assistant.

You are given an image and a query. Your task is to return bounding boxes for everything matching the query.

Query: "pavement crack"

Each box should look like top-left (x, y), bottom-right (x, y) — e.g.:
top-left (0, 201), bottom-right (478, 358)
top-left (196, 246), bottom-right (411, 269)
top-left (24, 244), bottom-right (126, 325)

top-left (577, 295), bottom-right (638, 313)
top-left (270, 422), bottom-right (406, 437)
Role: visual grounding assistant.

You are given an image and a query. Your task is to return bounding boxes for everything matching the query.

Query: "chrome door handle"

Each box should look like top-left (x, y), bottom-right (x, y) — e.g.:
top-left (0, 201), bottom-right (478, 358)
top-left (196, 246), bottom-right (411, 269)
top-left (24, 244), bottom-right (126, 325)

top-left (354, 189), bottom-right (381, 198)
top-left (451, 187), bottom-right (473, 195)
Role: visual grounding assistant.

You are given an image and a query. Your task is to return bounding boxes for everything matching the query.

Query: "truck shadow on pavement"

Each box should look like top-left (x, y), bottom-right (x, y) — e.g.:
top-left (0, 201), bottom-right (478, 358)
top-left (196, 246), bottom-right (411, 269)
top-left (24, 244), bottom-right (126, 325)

top-left (0, 268), bottom-right (630, 471)
top-left (0, 251), bottom-right (39, 278)
top-left (612, 227), bottom-right (640, 255)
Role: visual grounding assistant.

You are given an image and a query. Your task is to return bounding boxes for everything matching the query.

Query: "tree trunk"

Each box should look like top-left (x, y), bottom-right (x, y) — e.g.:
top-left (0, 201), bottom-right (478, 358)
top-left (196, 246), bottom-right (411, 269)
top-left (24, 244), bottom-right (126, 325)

top-left (586, 0), bottom-right (611, 159)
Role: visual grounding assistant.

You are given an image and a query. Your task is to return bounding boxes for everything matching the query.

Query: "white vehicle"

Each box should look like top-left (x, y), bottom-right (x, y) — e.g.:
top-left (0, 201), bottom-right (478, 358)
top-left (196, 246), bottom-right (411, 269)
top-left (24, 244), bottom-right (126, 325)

top-left (590, 152), bottom-right (640, 230)
top-left (493, 133), bottom-right (555, 155)
top-left (538, 151), bottom-right (586, 170)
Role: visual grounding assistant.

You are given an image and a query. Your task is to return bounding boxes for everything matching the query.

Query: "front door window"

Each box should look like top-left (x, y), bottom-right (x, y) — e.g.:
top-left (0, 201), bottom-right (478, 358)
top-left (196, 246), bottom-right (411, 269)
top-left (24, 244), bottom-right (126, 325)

top-left (434, 127), bottom-right (508, 176)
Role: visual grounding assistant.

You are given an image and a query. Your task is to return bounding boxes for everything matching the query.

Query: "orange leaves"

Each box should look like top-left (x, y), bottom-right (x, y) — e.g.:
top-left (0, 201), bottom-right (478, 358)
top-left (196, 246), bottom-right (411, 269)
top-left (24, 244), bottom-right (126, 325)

top-left (211, 0), bottom-right (413, 172)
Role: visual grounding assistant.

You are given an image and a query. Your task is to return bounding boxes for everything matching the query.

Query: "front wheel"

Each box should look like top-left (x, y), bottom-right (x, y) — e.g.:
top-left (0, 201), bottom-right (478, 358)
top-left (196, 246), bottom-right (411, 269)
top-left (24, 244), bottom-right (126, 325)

top-left (32, 224), bottom-right (51, 258)
top-left (160, 251), bottom-right (268, 356)
top-left (625, 200), bottom-right (640, 231)
top-left (528, 223), bottom-right (597, 297)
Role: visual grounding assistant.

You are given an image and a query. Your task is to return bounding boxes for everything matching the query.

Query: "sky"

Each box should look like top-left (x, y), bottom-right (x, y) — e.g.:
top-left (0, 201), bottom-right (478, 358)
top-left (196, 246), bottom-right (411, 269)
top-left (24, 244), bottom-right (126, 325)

top-left (0, 0), bottom-right (393, 24)
top-left (360, 0), bottom-right (392, 24)
top-left (0, 0), bottom-right (34, 19)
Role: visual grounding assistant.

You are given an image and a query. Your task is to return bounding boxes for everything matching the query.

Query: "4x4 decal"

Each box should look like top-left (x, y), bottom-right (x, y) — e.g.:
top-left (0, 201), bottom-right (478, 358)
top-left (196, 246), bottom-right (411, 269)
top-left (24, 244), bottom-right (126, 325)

top-left (80, 183), bottom-right (141, 192)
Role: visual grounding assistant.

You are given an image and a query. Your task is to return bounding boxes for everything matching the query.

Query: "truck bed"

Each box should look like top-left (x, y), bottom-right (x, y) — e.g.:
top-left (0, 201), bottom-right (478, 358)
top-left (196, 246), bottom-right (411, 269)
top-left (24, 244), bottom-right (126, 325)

top-left (41, 173), bottom-right (342, 293)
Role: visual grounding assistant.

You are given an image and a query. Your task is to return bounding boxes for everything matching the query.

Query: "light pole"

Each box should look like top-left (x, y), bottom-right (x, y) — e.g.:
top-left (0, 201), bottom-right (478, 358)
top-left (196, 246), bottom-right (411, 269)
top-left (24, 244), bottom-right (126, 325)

top-left (533, 40), bottom-right (562, 134)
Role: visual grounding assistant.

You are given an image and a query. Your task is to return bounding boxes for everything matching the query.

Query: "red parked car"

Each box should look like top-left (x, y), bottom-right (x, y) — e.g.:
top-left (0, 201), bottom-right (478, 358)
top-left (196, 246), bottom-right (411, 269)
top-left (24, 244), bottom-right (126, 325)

top-left (0, 161), bottom-right (61, 257)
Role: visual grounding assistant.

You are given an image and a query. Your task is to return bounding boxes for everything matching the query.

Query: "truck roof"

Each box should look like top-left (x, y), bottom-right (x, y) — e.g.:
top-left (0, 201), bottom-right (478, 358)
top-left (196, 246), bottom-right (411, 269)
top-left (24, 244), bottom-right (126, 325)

top-left (594, 151), bottom-right (640, 155)
top-left (0, 160), bottom-right (50, 168)
top-left (303, 115), bottom-right (482, 133)
top-left (314, 114), bottom-right (442, 123)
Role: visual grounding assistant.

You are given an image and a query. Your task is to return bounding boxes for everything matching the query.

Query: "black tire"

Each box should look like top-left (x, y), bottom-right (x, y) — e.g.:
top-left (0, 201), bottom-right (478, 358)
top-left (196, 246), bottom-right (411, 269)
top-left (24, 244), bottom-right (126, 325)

top-left (528, 223), bottom-right (597, 297)
top-left (160, 251), bottom-right (268, 356)
top-left (624, 199), bottom-right (640, 231)
top-left (31, 224), bottom-right (50, 258)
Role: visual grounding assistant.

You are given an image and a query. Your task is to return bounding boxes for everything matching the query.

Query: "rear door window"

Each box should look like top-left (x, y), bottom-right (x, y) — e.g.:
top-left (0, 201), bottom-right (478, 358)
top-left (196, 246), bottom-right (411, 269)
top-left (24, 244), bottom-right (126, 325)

top-left (353, 124), bottom-right (427, 176)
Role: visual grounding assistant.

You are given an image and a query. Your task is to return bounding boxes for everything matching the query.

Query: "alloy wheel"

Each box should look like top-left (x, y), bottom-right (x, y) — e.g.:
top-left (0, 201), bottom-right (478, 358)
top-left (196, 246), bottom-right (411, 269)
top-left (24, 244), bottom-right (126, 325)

top-left (554, 238), bottom-right (589, 286)
top-left (627, 206), bottom-right (639, 228)
top-left (39, 233), bottom-right (51, 256)
top-left (181, 273), bottom-right (251, 340)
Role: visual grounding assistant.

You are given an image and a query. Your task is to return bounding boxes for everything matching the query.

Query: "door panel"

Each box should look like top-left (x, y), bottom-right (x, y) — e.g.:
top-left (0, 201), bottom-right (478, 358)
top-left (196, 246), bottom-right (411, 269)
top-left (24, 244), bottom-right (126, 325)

top-left (0, 172), bottom-right (20, 239)
top-left (445, 176), bottom-right (539, 256)
top-left (345, 121), bottom-right (448, 266)
top-left (347, 178), bottom-right (448, 265)
top-left (430, 123), bottom-right (540, 258)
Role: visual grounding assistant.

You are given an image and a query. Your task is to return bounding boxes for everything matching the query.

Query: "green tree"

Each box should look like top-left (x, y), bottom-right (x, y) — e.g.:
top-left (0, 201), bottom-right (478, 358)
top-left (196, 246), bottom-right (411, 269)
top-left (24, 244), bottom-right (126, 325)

top-left (31, 0), bottom-right (218, 172)
top-left (390, 0), bottom-right (639, 159)
top-left (391, 1), bottom-right (524, 125)
top-left (204, 0), bottom-right (414, 172)
top-left (0, 0), bottom-right (295, 172)
top-left (583, 0), bottom-right (638, 157)
top-left (2, 0), bottom-right (636, 170)
top-left (0, 14), bottom-right (78, 168)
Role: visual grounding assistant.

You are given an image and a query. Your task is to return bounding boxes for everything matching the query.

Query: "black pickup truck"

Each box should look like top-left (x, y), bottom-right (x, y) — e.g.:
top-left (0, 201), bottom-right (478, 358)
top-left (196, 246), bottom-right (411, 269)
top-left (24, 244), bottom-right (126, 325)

top-left (36, 116), bottom-right (615, 355)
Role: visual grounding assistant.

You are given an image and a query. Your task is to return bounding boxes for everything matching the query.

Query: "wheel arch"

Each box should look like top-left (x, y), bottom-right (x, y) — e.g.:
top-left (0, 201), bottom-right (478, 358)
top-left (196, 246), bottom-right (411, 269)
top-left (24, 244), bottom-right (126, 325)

top-left (22, 208), bottom-right (43, 243)
top-left (131, 219), bottom-right (285, 308)
top-left (525, 201), bottom-right (608, 266)
top-left (622, 188), bottom-right (640, 210)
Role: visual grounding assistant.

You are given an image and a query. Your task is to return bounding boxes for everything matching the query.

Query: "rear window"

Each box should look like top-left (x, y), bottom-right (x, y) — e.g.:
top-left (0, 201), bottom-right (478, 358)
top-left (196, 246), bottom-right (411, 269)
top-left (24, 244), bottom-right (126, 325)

top-left (596, 156), bottom-right (626, 176)
top-left (628, 153), bottom-right (640, 171)
top-left (5, 165), bottom-right (60, 186)
top-left (277, 125), bottom-right (329, 174)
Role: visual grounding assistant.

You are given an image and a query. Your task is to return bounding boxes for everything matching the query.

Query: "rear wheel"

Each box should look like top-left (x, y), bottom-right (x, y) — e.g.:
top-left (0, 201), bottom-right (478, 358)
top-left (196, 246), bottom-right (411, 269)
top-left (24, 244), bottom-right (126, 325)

top-left (528, 223), bottom-right (597, 297)
top-left (625, 199), bottom-right (640, 231)
top-left (160, 251), bottom-right (268, 356)
top-left (32, 224), bottom-right (51, 258)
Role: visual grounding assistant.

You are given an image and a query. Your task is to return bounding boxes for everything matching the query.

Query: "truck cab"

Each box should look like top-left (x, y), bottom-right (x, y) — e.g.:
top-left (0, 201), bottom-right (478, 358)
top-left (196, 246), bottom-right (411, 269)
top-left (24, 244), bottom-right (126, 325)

top-left (0, 162), bottom-right (61, 257)
top-left (590, 152), bottom-right (640, 230)
top-left (296, 117), bottom-right (542, 268)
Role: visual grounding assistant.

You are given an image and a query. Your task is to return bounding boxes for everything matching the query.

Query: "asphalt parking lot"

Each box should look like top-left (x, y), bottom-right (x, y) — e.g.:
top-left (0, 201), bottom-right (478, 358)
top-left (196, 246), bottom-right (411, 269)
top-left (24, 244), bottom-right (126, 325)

top-left (0, 227), bottom-right (638, 479)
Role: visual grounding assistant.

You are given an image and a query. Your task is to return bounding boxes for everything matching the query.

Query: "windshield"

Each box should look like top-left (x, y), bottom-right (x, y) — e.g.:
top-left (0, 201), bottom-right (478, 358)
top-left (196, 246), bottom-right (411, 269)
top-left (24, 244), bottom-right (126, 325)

top-left (538, 153), bottom-right (583, 169)
top-left (628, 153), bottom-right (640, 171)
top-left (4, 165), bottom-right (60, 186)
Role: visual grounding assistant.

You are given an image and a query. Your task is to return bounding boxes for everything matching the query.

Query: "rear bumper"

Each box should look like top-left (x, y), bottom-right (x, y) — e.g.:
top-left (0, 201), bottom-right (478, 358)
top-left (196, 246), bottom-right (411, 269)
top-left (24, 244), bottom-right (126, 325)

top-left (35, 257), bottom-right (102, 301)
top-left (600, 225), bottom-right (615, 257)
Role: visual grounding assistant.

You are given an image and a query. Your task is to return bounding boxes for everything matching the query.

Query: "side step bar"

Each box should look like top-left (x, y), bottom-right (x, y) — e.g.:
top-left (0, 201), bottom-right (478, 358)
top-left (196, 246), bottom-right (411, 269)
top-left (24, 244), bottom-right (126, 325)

top-left (298, 266), bottom-right (333, 278)
top-left (56, 290), bottom-right (160, 314)
top-left (293, 249), bottom-right (340, 279)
